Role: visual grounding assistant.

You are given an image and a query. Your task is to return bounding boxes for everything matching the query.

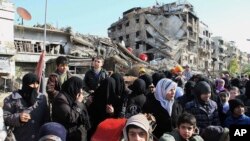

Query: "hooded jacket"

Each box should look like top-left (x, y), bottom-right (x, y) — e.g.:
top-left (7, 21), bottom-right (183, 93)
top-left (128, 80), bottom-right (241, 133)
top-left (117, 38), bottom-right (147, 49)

top-left (123, 114), bottom-right (153, 141)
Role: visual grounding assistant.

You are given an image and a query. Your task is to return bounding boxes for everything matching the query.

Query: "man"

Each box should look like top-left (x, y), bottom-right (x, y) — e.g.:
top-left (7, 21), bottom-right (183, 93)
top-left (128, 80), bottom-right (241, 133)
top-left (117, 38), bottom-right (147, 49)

top-left (46, 56), bottom-right (72, 102)
top-left (83, 56), bottom-right (108, 93)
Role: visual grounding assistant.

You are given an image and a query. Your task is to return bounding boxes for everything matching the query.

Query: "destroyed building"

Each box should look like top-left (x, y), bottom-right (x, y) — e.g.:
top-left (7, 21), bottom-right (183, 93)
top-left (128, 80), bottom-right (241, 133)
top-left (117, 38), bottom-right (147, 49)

top-left (108, 1), bottom-right (249, 75)
top-left (109, 2), bottom-right (225, 74)
top-left (1, 0), bottom-right (249, 91)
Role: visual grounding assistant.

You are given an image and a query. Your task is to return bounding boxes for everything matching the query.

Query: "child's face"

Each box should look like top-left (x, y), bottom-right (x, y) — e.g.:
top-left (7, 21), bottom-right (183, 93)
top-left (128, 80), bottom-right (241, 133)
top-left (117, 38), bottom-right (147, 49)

top-left (178, 123), bottom-right (196, 140)
top-left (233, 106), bottom-right (245, 117)
top-left (220, 95), bottom-right (229, 103)
top-left (229, 90), bottom-right (239, 100)
top-left (128, 128), bottom-right (147, 141)
top-left (57, 64), bottom-right (68, 74)
top-left (93, 59), bottom-right (103, 69)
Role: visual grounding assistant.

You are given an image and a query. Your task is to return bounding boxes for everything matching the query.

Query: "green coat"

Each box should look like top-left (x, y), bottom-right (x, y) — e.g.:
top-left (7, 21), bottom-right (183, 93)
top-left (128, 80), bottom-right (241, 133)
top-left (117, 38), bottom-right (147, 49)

top-left (159, 129), bottom-right (204, 141)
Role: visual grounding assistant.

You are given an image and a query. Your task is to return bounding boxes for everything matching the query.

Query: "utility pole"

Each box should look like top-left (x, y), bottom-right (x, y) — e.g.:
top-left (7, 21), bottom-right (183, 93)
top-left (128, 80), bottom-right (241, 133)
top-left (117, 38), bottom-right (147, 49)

top-left (41, 0), bottom-right (47, 94)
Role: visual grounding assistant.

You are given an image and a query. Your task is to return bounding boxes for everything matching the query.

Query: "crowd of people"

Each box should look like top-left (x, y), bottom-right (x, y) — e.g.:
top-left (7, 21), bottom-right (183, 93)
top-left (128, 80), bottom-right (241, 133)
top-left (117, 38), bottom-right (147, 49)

top-left (1, 55), bottom-right (250, 141)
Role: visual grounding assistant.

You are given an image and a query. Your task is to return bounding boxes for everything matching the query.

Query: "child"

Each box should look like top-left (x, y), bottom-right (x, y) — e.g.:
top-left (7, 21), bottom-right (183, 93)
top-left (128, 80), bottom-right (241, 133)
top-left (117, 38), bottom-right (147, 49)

top-left (224, 99), bottom-right (250, 128)
top-left (218, 91), bottom-right (230, 125)
top-left (159, 112), bottom-right (204, 141)
top-left (38, 122), bottom-right (67, 141)
top-left (201, 125), bottom-right (229, 141)
top-left (122, 114), bottom-right (154, 141)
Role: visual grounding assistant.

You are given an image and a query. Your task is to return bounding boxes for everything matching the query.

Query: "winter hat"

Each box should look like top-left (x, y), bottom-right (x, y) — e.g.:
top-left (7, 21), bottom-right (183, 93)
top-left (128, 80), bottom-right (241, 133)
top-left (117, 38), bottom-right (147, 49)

top-left (39, 122), bottom-right (67, 141)
top-left (229, 99), bottom-right (245, 112)
top-left (123, 114), bottom-right (151, 141)
top-left (139, 74), bottom-right (153, 88)
top-left (202, 125), bottom-right (229, 141)
top-left (184, 80), bottom-right (195, 94)
top-left (152, 72), bottom-right (166, 86)
top-left (194, 81), bottom-right (211, 96)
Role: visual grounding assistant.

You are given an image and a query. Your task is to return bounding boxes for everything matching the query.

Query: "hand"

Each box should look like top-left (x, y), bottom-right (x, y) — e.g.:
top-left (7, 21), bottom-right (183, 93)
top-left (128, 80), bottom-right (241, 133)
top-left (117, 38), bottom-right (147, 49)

top-left (106, 104), bottom-right (114, 115)
top-left (19, 112), bottom-right (31, 123)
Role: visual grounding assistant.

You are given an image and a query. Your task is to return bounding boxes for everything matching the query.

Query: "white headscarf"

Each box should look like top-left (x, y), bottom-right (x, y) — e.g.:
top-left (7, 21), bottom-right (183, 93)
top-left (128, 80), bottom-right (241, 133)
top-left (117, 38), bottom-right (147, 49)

top-left (154, 78), bottom-right (177, 115)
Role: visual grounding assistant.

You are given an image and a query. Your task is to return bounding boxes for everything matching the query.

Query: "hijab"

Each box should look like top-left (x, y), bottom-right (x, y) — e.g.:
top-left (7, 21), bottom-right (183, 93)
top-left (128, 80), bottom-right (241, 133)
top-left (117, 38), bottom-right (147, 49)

top-left (61, 76), bottom-right (83, 105)
top-left (94, 77), bottom-right (116, 105)
top-left (129, 79), bottom-right (146, 96)
top-left (155, 78), bottom-right (177, 115)
top-left (110, 73), bottom-right (125, 98)
top-left (19, 73), bottom-right (39, 107)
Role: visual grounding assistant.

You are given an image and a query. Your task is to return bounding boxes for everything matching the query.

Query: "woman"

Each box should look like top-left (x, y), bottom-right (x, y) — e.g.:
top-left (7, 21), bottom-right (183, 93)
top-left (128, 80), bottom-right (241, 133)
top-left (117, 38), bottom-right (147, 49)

top-left (3, 73), bottom-right (49, 141)
top-left (87, 77), bottom-right (116, 139)
top-left (143, 78), bottom-right (183, 139)
top-left (52, 76), bottom-right (90, 141)
top-left (110, 73), bottom-right (128, 118)
top-left (126, 78), bottom-right (147, 118)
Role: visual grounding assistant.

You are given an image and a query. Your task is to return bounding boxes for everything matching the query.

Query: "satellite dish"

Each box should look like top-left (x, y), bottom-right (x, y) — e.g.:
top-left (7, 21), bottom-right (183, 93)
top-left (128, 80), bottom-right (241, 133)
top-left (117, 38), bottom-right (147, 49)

top-left (16, 7), bottom-right (32, 24)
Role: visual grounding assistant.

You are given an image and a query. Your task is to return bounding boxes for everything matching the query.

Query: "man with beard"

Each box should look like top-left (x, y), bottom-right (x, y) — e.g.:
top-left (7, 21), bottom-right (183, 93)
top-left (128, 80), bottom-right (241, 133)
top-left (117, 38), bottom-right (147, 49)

top-left (3, 73), bottom-right (49, 141)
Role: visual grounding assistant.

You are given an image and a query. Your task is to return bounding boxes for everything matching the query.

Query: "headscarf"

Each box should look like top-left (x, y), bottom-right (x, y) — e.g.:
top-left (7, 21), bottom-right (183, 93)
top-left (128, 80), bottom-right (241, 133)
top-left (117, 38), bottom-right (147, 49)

top-left (110, 73), bottom-right (125, 98)
top-left (61, 76), bottom-right (83, 105)
top-left (89, 77), bottom-right (116, 128)
top-left (216, 79), bottom-right (225, 93)
top-left (184, 80), bottom-right (195, 98)
top-left (152, 72), bottom-right (166, 87)
top-left (20, 72), bottom-right (40, 106)
top-left (194, 81), bottom-right (211, 105)
top-left (129, 79), bottom-right (146, 96)
top-left (155, 78), bottom-right (177, 115)
top-left (110, 73), bottom-right (126, 117)
top-left (139, 74), bottom-right (153, 89)
top-left (93, 77), bottom-right (116, 105)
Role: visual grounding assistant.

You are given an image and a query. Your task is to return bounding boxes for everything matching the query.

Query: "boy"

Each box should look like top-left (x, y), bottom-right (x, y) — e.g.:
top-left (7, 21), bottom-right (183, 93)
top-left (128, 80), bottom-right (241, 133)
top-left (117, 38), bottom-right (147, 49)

top-left (46, 56), bottom-right (72, 101)
top-left (123, 114), bottom-right (154, 141)
top-left (224, 99), bottom-right (250, 128)
top-left (83, 56), bottom-right (108, 93)
top-left (159, 112), bottom-right (204, 141)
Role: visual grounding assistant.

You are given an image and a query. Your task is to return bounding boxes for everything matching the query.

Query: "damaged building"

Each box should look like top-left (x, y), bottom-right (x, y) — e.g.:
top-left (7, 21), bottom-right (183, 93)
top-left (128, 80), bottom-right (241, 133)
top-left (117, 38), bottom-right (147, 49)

top-left (0, 0), bottom-right (151, 91)
top-left (1, 0), bottom-right (249, 91)
top-left (108, 1), bottom-right (249, 74)
top-left (108, 1), bottom-right (215, 72)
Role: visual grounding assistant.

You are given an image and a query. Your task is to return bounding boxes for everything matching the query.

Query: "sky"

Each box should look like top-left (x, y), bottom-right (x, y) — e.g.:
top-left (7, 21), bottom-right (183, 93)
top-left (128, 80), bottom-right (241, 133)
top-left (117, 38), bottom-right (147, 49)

top-left (11, 0), bottom-right (250, 53)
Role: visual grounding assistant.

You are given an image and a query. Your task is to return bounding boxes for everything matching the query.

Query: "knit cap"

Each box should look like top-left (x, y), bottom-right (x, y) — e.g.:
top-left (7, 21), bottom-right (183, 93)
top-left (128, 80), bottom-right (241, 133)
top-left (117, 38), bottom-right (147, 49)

top-left (229, 99), bottom-right (245, 112)
top-left (39, 122), bottom-right (67, 141)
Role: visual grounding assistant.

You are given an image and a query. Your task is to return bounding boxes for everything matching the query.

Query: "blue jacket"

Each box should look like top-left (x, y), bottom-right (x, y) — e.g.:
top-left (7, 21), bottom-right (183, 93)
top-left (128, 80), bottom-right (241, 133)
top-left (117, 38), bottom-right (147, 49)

top-left (224, 114), bottom-right (250, 128)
